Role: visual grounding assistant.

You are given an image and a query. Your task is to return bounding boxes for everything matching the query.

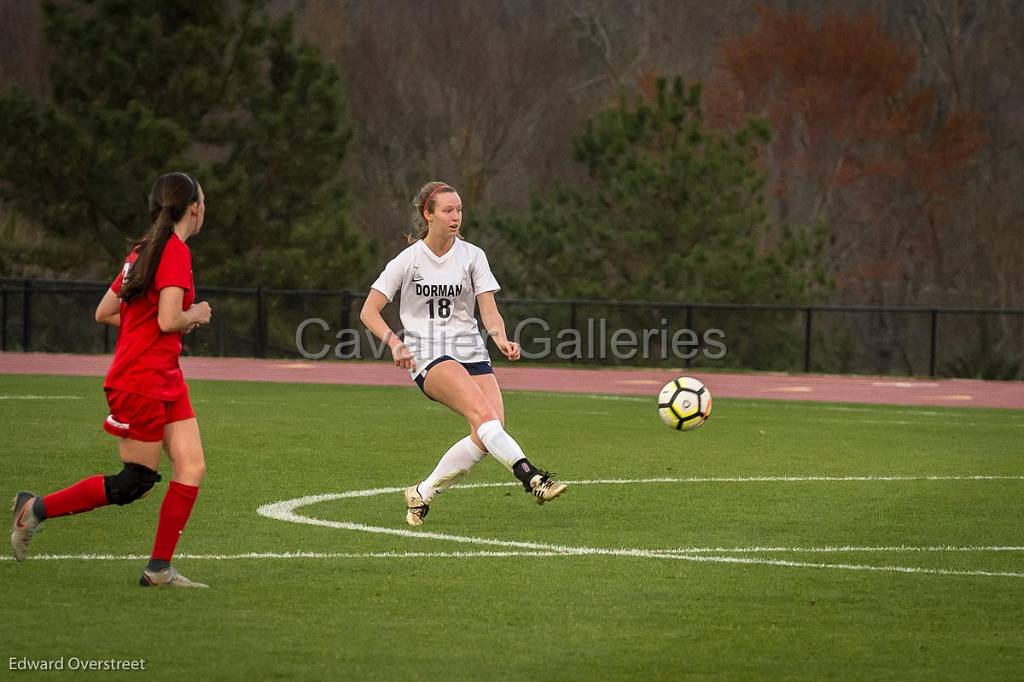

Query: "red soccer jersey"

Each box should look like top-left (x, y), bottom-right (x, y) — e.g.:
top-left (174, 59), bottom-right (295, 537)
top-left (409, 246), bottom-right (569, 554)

top-left (104, 234), bottom-right (195, 401)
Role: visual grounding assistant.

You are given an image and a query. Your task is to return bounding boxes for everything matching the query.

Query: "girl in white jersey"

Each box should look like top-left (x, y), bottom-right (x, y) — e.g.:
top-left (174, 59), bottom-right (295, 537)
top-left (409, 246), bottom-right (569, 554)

top-left (360, 181), bottom-right (567, 526)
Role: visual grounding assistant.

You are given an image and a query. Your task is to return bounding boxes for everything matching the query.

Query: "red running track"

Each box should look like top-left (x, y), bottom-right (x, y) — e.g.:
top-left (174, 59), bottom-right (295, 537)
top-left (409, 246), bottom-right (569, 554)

top-left (0, 352), bottom-right (1021, 410)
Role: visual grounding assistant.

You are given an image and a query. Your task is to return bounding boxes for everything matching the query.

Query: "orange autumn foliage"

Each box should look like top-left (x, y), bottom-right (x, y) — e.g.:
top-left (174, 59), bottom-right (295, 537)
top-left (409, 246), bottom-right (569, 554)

top-left (705, 5), bottom-right (985, 294)
top-left (708, 4), bottom-right (983, 205)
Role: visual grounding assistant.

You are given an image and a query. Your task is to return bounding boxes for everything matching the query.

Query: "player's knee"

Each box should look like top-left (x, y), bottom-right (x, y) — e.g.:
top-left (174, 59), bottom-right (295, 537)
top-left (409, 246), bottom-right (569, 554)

top-left (179, 460), bottom-right (206, 484)
top-left (104, 462), bottom-right (162, 506)
top-left (467, 406), bottom-right (499, 429)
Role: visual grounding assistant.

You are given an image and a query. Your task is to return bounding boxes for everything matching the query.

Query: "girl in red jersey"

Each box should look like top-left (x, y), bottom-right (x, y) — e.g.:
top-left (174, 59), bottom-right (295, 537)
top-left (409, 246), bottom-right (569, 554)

top-left (10, 172), bottom-right (213, 588)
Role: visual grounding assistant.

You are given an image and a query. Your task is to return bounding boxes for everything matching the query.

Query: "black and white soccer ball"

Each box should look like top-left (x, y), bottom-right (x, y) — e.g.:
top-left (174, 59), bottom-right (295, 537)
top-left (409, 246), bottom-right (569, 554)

top-left (657, 377), bottom-right (712, 431)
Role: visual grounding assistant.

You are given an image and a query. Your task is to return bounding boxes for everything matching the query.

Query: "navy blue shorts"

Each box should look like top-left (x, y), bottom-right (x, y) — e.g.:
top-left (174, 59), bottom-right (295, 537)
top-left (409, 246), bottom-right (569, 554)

top-left (414, 355), bottom-right (494, 398)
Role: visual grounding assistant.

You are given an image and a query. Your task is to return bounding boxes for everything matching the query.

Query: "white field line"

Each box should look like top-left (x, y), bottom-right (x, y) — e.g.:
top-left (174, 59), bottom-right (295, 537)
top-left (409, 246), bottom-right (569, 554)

top-left (646, 554), bottom-right (1024, 579)
top-left (563, 475), bottom-right (1024, 484)
top-left (0, 395), bottom-right (84, 400)
top-left (281, 475), bottom-right (1024, 500)
top-left (254, 476), bottom-right (1024, 580)
top-left (573, 395), bottom-right (1024, 423)
top-left (0, 551), bottom-right (564, 562)
top-left (655, 545), bottom-right (1024, 554)
top-left (6, 546), bottom-right (1022, 563)
top-left (9, 477), bottom-right (1020, 578)
top-left (5, 549), bottom-right (1024, 580)
top-left (709, 415), bottom-right (1024, 427)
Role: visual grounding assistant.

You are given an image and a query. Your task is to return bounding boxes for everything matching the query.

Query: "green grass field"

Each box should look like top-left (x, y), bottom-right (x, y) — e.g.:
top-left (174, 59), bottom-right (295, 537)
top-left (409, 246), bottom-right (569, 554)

top-left (2, 374), bottom-right (1023, 680)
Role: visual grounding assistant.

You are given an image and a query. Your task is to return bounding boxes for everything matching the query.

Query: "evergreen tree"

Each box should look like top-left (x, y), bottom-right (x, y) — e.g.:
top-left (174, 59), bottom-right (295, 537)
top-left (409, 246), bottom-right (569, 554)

top-left (0, 0), bottom-right (370, 287)
top-left (477, 77), bottom-right (825, 304)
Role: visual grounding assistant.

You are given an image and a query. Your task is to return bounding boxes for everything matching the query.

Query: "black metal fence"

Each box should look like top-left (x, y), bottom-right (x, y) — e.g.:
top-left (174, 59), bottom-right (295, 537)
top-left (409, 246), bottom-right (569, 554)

top-left (1, 277), bottom-right (1022, 379)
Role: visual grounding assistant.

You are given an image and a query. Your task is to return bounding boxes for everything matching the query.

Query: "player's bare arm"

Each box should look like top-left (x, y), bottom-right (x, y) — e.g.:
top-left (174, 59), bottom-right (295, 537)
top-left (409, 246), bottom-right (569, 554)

top-left (95, 287), bottom-right (122, 327)
top-left (477, 291), bottom-right (520, 361)
top-left (359, 289), bottom-right (415, 371)
top-left (158, 287), bottom-right (211, 334)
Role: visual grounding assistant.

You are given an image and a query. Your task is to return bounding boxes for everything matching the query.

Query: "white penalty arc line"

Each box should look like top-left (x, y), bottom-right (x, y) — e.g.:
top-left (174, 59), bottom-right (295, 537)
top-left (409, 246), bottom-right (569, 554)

top-left (10, 478), bottom-right (1019, 576)
top-left (255, 475), bottom-right (1024, 580)
top-left (263, 474), bottom-right (1024, 502)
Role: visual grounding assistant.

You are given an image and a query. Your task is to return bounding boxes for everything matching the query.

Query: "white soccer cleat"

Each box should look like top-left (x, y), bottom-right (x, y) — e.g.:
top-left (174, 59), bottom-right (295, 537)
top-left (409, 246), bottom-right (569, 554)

top-left (139, 565), bottom-right (208, 588)
top-left (10, 492), bottom-right (43, 562)
top-left (404, 485), bottom-right (429, 527)
top-left (528, 474), bottom-right (568, 506)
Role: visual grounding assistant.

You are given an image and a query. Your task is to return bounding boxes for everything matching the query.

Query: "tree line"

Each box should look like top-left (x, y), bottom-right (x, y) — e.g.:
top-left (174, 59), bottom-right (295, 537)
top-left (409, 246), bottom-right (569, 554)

top-left (0, 0), bottom-right (1019, 376)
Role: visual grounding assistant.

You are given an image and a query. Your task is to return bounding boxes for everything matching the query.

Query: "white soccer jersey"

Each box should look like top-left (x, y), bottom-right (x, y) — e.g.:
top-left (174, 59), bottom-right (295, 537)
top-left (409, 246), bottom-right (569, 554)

top-left (370, 238), bottom-right (500, 376)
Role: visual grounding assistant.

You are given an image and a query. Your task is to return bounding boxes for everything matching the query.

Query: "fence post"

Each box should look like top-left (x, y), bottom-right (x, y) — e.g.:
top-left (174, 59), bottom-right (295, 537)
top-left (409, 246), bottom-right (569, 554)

top-left (569, 302), bottom-right (577, 363)
top-left (341, 291), bottom-right (352, 332)
top-left (929, 309), bottom-right (938, 377)
top-left (22, 279), bottom-right (32, 352)
top-left (1, 289), bottom-right (7, 351)
top-left (804, 308), bottom-right (813, 372)
top-left (256, 287), bottom-right (268, 358)
top-left (217, 305), bottom-right (225, 357)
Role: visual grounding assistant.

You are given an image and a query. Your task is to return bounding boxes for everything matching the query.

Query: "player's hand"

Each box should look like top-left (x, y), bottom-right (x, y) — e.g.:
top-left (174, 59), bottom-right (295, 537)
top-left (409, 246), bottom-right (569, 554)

top-left (189, 301), bottom-right (212, 326)
top-left (391, 341), bottom-right (416, 371)
top-left (496, 338), bottom-right (520, 361)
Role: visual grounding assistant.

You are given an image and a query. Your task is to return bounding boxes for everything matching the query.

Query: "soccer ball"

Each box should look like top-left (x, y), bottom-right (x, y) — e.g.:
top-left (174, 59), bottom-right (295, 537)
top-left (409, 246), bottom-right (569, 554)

top-left (657, 377), bottom-right (712, 431)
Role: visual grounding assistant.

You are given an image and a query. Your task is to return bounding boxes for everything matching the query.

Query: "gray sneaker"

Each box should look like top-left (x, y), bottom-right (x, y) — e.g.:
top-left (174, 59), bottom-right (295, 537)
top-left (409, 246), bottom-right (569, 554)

top-left (139, 566), bottom-right (209, 588)
top-left (529, 474), bottom-right (568, 506)
top-left (10, 492), bottom-right (42, 562)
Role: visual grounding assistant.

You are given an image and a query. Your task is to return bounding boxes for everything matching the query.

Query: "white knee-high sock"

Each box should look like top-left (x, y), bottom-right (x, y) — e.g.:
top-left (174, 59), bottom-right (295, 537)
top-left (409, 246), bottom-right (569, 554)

top-left (475, 420), bottom-right (527, 472)
top-left (418, 436), bottom-right (487, 503)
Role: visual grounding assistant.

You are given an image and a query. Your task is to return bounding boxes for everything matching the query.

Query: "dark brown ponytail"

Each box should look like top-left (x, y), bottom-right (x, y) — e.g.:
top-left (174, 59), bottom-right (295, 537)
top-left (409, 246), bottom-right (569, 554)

top-left (120, 173), bottom-right (198, 301)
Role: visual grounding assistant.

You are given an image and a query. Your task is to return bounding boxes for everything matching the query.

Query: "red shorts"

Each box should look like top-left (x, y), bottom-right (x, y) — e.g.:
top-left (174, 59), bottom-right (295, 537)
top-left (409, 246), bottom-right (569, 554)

top-left (103, 387), bottom-right (195, 442)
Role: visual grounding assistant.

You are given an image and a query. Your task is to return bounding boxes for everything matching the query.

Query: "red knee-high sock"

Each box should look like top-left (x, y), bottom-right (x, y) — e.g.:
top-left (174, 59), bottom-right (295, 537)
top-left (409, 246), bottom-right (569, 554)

top-left (42, 475), bottom-right (108, 518)
top-left (150, 481), bottom-right (199, 561)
